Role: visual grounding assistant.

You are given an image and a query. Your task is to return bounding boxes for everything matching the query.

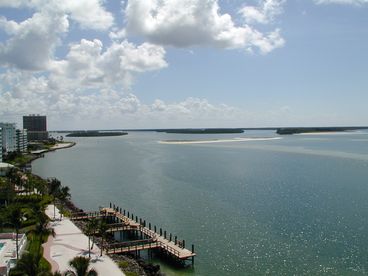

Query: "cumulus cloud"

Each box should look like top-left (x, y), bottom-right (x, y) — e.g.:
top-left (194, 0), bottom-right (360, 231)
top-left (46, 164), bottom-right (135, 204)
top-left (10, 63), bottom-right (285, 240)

top-left (0, 0), bottom-right (289, 129)
top-left (150, 98), bottom-right (234, 116)
top-left (109, 28), bottom-right (127, 41)
top-left (50, 38), bottom-right (167, 89)
top-left (239, 0), bottom-right (285, 25)
top-left (0, 11), bottom-right (69, 70)
top-left (0, 69), bottom-right (245, 129)
top-left (0, 0), bottom-right (169, 128)
top-left (0, 0), bottom-right (27, 8)
top-left (0, 32), bottom-right (169, 128)
top-left (124, 0), bottom-right (285, 54)
top-left (0, 0), bottom-right (115, 71)
top-left (314, 0), bottom-right (368, 4)
top-left (0, 0), bottom-right (114, 30)
top-left (0, 16), bottom-right (20, 34)
top-left (58, 0), bottom-right (114, 30)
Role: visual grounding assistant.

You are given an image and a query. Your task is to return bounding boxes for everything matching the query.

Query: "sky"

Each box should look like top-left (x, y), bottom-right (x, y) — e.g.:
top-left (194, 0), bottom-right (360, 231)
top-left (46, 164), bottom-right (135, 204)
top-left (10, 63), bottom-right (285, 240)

top-left (0, 0), bottom-right (367, 130)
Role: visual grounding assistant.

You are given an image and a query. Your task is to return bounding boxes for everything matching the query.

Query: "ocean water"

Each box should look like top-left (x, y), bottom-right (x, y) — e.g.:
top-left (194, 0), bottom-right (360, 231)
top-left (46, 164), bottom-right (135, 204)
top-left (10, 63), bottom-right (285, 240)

top-left (33, 130), bottom-right (368, 275)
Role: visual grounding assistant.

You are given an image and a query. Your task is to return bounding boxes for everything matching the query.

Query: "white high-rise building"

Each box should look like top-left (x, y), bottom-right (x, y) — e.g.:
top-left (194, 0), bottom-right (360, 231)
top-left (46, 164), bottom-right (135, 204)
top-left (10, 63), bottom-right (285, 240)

top-left (0, 123), bottom-right (17, 153)
top-left (16, 129), bottom-right (28, 152)
top-left (0, 127), bottom-right (2, 162)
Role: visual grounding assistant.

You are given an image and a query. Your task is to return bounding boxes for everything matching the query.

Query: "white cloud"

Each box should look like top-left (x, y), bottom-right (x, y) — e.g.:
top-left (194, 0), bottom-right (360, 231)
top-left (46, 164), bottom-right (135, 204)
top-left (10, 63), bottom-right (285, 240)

top-left (239, 0), bottom-right (285, 25)
top-left (0, 11), bottom-right (69, 70)
top-left (0, 16), bottom-right (20, 34)
top-left (0, 0), bottom-right (288, 129)
top-left (314, 0), bottom-right (368, 4)
top-left (0, 0), bottom-right (27, 8)
top-left (0, 0), bottom-right (114, 30)
top-left (0, 34), bottom-right (169, 128)
top-left (0, 0), bottom-right (115, 71)
top-left (50, 38), bottom-right (167, 89)
top-left (58, 0), bottom-right (114, 31)
top-left (109, 28), bottom-right (127, 41)
top-left (0, 69), bottom-right (246, 129)
top-left (151, 97), bottom-right (238, 118)
top-left (124, 0), bottom-right (285, 54)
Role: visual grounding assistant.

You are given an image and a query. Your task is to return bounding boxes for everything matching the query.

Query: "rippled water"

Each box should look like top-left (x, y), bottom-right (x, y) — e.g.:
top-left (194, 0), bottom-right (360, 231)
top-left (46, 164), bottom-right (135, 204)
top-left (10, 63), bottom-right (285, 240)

top-left (33, 130), bottom-right (368, 275)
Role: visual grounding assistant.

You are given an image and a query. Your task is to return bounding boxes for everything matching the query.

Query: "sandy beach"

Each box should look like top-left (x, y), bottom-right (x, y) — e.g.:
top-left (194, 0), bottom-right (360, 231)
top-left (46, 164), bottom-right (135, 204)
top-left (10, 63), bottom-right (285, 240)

top-left (50, 142), bottom-right (76, 150)
top-left (158, 137), bottom-right (282, 145)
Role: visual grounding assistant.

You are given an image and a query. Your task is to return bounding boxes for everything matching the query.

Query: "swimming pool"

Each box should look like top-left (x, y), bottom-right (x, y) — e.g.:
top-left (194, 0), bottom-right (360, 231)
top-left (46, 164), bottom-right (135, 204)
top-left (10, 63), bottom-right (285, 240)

top-left (0, 242), bottom-right (4, 250)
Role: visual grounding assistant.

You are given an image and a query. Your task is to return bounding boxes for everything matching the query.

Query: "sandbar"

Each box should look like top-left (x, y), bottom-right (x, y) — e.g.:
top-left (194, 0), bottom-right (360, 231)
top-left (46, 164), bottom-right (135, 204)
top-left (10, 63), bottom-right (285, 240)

top-left (158, 137), bottom-right (281, 144)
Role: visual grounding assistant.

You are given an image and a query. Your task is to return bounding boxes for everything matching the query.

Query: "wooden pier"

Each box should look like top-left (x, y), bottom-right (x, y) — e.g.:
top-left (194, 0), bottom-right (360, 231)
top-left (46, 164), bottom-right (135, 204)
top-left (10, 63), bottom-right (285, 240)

top-left (71, 204), bottom-right (196, 265)
top-left (70, 211), bottom-right (107, 220)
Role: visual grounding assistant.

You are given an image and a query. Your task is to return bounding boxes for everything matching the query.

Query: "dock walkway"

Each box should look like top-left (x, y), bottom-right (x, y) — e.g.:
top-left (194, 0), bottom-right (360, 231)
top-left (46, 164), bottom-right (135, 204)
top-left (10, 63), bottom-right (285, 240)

top-left (101, 207), bottom-right (196, 260)
top-left (71, 206), bottom-right (196, 263)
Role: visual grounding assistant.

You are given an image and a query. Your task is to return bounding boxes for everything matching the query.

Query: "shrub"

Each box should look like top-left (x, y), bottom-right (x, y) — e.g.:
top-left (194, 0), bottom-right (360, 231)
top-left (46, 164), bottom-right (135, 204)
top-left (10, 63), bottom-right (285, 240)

top-left (118, 260), bottom-right (129, 269)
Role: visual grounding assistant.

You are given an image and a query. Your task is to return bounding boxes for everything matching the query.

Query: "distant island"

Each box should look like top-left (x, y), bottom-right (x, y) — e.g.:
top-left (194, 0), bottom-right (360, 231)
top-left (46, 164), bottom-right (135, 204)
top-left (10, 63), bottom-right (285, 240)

top-left (276, 127), bottom-right (365, 135)
top-left (156, 128), bottom-right (244, 134)
top-left (66, 131), bottom-right (128, 137)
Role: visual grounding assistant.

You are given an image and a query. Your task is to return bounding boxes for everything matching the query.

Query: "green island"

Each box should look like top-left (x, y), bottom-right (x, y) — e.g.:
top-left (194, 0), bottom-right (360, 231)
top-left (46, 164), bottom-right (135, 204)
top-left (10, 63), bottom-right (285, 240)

top-left (66, 131), bottom-right (128, 137)
top-left (156, 128), bottom-right (244, 134)
top-left (276, 127), bottom-right (367, 135)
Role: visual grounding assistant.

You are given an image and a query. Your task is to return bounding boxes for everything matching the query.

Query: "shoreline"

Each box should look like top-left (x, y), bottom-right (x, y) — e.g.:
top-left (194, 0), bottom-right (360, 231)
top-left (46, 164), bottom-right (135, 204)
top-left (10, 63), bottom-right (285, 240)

top-left (49, 141), bottom-right (76, 151)
top-left (27, 142), bottom-right (76, 164)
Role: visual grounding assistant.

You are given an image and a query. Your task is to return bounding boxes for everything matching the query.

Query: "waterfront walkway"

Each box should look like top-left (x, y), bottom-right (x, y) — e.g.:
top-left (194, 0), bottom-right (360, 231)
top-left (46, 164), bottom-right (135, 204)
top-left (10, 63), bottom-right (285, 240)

top-left (43, 205), bottom-right (124, 275)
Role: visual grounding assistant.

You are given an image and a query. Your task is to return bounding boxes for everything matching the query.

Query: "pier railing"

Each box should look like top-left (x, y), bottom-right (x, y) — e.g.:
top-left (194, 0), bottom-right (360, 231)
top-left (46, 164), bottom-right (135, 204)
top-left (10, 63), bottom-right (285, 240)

top-left (105, 239), bottom-right (185, 258)
top-left (71, 205), bottom-right (196, 262)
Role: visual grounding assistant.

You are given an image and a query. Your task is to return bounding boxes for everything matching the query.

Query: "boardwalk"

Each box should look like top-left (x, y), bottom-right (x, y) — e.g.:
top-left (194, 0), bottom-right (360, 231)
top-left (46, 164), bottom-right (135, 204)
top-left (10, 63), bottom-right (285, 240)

top-left (71, 207), bottom-right (196, 263)
top-left (100, 207), bottom-right (196, 261)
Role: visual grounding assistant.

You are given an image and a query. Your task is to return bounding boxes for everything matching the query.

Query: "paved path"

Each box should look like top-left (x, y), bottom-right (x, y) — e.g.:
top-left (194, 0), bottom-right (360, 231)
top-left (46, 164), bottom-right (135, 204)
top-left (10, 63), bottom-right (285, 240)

top-left (43, 205), bottom-right (124, 275)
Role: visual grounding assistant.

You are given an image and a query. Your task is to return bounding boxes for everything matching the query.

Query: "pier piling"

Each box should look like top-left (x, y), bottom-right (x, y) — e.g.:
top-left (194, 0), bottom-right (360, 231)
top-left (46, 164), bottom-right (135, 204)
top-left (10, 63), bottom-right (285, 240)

top-left (73, 206), bottom-right (197, 267)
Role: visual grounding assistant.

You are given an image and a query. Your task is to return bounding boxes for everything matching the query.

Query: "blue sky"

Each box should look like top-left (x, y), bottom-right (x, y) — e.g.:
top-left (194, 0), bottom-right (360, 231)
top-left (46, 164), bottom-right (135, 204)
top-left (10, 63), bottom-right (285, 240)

top-left (0, 0), bottom-right (367, 129)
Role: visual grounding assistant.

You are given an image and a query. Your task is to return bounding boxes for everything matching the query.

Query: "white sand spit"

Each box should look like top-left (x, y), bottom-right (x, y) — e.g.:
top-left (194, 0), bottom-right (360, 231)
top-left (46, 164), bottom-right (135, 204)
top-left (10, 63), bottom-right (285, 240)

top-left (158, 137), bottom-right (282, 144)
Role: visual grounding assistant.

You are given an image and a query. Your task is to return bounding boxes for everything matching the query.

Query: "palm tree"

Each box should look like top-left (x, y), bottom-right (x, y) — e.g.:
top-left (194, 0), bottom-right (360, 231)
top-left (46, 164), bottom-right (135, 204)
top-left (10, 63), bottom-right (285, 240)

top-left (10, 252), bottom-right (61, 276)
top-left (85, 218), bottom-right (98, 258)
top-left (59, 186), bottom-right (71, 200)
top-left (98, 221), bottom-right (109, 256)
top-left (48, 178), bottom-right (61, 220)
top-left (0, 177), bottom-right (15, 206)
top-left (65, 256), bottom-right (97, 276)
top-left (57, 186), bottom-right (71, 220)
top-left (8, 205), bottom-right (22, 259)
top-left (6, 168), bottom-right (18, 203)
top-left (10, 252), bottom-right (41, 275)
top-left (31, 203), bottom-right (55, 243)
top-left (8, 167), bottom-right (19, 186)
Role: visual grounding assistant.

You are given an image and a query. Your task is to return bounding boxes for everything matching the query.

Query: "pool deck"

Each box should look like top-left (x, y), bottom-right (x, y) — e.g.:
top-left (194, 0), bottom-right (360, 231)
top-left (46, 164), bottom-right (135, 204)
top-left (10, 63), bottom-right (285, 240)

top-left (43, 205), bottom-right (124, 275)
top-left (0, 233), bottom-right (26, 275)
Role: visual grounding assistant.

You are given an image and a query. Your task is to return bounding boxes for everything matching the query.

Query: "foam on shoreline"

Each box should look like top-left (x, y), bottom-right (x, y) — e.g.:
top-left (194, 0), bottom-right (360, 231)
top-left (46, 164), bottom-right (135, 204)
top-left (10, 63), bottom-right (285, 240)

top-left (158, 137), bottom-right (282, 144)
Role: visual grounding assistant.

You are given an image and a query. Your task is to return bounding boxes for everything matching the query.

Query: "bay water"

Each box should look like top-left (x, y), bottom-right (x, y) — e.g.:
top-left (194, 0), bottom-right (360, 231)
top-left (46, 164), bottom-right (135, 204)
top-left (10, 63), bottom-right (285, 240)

top-left (33, 130), bottom-right (368, 275)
